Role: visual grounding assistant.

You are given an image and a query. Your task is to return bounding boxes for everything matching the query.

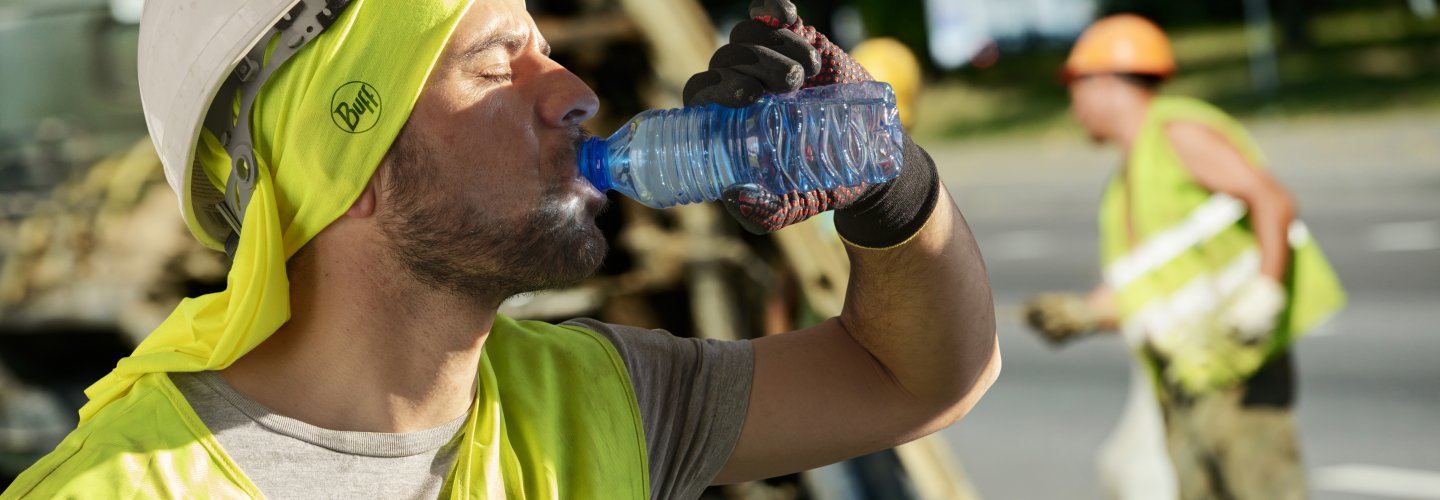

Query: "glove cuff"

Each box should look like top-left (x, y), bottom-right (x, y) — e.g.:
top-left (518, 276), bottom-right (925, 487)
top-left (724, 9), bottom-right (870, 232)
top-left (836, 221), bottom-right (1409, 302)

top-left (834, 136), bottom-right (940, 249)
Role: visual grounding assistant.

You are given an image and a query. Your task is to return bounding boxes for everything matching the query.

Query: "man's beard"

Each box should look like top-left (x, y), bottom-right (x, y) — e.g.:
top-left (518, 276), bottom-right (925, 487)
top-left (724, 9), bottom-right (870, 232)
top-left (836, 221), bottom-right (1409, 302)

top-left (377, 125), bottom-right (607, 302)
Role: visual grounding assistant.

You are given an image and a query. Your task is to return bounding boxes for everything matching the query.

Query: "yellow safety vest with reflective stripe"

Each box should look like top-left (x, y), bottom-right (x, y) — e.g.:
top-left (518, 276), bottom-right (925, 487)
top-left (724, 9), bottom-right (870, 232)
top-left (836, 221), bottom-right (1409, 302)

top-left (3, 315), bottom-right (649, 499)
top-left (1099, 96), bottom-right (1345, 394)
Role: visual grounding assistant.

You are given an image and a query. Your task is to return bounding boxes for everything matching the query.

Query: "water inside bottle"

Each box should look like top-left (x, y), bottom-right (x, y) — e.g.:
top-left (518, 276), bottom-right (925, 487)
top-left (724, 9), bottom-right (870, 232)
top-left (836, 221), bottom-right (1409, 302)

top-left (583, 82), bottom-right (902, 209)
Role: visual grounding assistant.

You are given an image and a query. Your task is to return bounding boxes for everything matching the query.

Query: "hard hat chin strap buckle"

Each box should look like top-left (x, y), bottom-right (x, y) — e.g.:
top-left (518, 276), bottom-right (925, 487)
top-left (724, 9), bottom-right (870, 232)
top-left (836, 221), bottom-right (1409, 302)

top-left (206, 0), bottom-right (354, 259)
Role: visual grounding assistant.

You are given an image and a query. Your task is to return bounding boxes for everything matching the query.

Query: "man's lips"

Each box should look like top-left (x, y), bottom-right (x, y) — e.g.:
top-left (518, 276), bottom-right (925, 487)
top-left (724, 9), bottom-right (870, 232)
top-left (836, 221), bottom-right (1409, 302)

top-left (564, 145), bottom-right (604, 204)
top-left (567, 175), bottom-right (607, 214)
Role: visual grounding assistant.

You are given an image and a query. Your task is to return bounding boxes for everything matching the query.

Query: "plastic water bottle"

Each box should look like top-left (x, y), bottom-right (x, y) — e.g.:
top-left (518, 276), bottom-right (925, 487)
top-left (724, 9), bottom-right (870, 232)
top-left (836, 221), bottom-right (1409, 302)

top-left (578, 82), bottom-right (904, 209)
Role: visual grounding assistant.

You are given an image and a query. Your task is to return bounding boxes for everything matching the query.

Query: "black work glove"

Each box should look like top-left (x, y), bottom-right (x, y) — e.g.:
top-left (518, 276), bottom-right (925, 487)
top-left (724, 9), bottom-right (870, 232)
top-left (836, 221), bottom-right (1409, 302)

top-left (685, 0), bottom-right (939, 248)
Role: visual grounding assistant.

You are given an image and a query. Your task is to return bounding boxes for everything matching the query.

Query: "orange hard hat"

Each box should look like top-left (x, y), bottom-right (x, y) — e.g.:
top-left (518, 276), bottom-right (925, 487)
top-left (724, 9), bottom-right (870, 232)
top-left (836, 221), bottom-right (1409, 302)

top-left (1063, 14), bottom-right (1175, 82)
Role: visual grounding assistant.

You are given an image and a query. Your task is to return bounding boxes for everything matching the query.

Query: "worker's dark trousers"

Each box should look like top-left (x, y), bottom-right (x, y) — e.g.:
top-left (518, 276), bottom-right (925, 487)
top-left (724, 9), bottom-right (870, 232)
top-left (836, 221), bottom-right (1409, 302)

top-left (1160, 351), bottom-right (1305, 500)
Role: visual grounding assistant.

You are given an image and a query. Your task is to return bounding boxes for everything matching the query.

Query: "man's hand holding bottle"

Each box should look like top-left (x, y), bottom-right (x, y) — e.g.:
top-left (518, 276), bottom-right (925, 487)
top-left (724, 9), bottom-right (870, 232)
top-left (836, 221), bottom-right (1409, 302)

top-left (684, 0), bottom-right (940, 248)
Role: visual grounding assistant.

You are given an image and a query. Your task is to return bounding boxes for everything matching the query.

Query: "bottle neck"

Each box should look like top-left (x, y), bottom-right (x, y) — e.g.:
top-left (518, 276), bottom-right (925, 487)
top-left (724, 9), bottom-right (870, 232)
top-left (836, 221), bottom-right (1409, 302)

top-left (578, 136), bottom-right (611, 192)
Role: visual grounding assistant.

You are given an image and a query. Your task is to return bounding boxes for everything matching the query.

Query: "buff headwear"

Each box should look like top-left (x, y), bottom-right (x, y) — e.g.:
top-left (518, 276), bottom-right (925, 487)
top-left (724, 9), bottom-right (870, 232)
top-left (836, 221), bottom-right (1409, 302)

top-left (79, 0), bottom-right (476, 424)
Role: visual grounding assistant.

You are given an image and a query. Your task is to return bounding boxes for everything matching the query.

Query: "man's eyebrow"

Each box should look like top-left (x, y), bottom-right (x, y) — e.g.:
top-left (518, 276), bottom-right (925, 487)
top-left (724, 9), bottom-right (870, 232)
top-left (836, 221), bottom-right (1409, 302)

top-left (462, 30), bottom-right (529, 59)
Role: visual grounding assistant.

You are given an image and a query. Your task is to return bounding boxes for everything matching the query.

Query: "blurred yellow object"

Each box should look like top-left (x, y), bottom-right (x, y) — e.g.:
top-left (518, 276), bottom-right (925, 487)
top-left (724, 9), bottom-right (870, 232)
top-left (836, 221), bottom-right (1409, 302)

top-left (851, 37), bottom-right (921, 128)
top-left (1063, 14), bottom-right (1175, 82)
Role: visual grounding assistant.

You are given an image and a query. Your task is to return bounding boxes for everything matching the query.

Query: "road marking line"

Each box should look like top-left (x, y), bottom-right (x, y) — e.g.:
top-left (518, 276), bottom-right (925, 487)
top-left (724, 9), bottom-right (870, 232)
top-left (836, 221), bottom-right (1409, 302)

top-left (1313, 464), bottom-right (1440, 499)
top-left (1367, 220), bottom-right (1440, 252)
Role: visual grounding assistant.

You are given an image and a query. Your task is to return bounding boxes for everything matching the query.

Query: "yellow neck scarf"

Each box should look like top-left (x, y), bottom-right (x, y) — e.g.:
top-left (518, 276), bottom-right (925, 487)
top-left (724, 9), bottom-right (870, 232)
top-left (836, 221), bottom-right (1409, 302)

top-left (81, 0), bottom-right (475, 424)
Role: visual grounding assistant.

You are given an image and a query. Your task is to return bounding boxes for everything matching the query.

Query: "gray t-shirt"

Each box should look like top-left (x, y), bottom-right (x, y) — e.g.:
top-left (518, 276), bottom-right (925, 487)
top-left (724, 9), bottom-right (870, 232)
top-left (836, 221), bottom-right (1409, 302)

top-left (171, 319), bottom-right (753, 500)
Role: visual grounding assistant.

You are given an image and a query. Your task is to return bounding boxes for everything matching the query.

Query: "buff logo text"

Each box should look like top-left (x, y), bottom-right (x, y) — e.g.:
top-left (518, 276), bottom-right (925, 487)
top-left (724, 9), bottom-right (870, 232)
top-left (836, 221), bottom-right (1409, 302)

top-left (330, 82), bottom-right (382, 133)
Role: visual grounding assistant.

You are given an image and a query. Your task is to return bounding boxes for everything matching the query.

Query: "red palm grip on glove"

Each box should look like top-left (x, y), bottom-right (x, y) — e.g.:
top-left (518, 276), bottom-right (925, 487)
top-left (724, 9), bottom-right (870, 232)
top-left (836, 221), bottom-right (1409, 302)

top-left (723, 182), bottom-right (871, 234)
top-left (752, 15), bottom-right (873, 86)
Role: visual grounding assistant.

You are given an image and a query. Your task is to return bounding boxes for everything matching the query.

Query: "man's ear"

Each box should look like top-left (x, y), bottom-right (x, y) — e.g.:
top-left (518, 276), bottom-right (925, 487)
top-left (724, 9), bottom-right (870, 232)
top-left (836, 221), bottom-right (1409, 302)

top-left (347, 177), bottom-right (378, 218)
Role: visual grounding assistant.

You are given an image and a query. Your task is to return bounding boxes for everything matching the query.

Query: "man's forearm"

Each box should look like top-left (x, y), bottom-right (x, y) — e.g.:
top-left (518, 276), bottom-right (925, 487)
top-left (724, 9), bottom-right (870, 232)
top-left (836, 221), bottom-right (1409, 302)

top-left (1087, 285), bottom-right (1120, 332)
top-left (1248, 190), bottom-right (1296, 282)
top-left (838, 186), bottom-right (998, 412)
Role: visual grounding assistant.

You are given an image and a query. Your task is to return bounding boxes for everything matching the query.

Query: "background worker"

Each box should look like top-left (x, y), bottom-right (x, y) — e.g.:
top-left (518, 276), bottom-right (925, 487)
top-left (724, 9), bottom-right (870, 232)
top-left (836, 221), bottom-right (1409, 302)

top-left (3, 0), bottom-right (998, 498)
top-left (1024, 14), bottom-right (1345, 500)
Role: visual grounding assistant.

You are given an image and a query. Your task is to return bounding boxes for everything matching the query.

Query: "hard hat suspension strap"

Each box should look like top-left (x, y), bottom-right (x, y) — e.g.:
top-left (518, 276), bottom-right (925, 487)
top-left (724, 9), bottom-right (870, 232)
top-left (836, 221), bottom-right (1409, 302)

top-left (203, 0), bottom-right (354, 259)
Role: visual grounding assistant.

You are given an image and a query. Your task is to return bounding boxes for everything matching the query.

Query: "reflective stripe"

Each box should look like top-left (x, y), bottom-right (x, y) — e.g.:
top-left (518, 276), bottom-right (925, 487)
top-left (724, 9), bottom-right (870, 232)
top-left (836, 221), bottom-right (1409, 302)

top-left (1105, 194), bottom-right (1247, 289)
top-left (1120, 249), bottom-right (1260, 347)
top-left (1289, 221), bottom-right (1311, 247)
top-left (1105, 193), bottom-right (1311, 289)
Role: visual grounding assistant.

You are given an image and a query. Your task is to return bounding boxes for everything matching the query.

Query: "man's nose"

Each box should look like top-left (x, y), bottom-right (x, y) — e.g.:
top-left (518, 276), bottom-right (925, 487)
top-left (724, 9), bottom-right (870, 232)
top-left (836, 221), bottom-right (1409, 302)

top-left (536, 60), bottom-right (599, 128)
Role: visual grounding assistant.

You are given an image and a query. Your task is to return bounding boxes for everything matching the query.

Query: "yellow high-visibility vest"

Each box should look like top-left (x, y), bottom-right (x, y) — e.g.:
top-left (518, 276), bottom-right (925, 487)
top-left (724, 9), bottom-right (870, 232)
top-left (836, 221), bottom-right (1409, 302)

top-left (1099, 96), bottom-right (1345, 394)
top-left (4, 315), bottom-right (649, 499)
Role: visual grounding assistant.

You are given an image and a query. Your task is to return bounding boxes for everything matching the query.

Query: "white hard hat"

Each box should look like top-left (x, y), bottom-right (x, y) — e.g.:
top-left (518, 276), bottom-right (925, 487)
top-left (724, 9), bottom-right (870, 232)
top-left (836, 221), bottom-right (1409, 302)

top-left (139, 0), bottom-right (351, 255)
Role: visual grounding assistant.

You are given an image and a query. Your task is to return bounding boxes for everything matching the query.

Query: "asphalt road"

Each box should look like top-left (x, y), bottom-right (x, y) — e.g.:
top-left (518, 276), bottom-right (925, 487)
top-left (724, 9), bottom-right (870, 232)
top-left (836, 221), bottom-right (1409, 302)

top-left (926, 114), bottom-right (1440, 500)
